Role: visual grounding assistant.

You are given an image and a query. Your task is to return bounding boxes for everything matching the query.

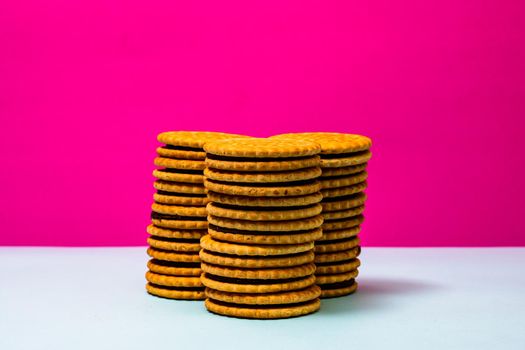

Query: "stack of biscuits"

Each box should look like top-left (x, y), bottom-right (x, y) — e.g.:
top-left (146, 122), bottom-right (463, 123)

top-left (146, 131), bottom-right (248, 300)
top-left (200, 138), bottom-right (324, 319)
top-left (271, 133), bottom-right (372, 298)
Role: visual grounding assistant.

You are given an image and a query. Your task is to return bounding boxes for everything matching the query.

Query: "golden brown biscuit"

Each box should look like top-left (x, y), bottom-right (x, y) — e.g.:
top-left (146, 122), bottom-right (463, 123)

top-left (206, 202), bottom-right (322, 221)
top-left (204, 298), bottom-right (320, 319)
top-left (199, 249), bottom-right (315, 268)
top-left (204, 138), bottom-right (321, 158)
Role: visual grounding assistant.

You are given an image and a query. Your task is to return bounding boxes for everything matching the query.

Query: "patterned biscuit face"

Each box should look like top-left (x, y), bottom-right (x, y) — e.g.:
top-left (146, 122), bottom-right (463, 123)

top-left (157, 131), bottom-right (249, 148)
top-left (271, 132), bottom-right (372, 154)
top-left (204, 138), bottom-right (321, 158)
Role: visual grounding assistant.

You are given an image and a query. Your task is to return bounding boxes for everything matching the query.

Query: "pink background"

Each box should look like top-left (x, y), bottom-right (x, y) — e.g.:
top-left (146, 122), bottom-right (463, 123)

top-left (1, 1), bottom-right (524, 246)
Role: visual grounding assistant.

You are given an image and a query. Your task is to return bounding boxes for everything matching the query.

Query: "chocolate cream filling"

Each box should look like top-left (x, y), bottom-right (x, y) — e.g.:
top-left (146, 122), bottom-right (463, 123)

top-left (148, 283), bottom-right (204, 291)
top-left (148, 247), bottom-right (198, 255)
top-left (316, 237), bottom-right (359, 246)
top-left (205, 273), bottom-right (309, 285)
top-left (209, 224), bottom-right (316, 236)
top-left (319, 171), bottom-right (366, 181)
top-left (156, 191), bottom-right (207, 198)
top-left (150, 212), bottom-right (207, 221)
top-left (156, 168), bottom-right (203, 175)
top-left (211, 202), bottom-right (316, 212)
top-left (320, 150), bottom-right (370, 159)
top-left (321, 193), bottom-right (364, 202)
top-left (201, 249), bottom-right (312, 260)
top-left (317, 279), bottom-right (356, 289)
top-left (208, 298), bottom-right (317, 309)
top-left (323, 214), bottom-right (364, 224)
top-left (162, 145), bottom-right (204, 152)
top-left (206, 154), bottom-right (316, 162)
top-left (150, 259), bottom-right (201, 268)
top-left (206, 179), bottom-right (317, 188)
top-left (315, 258), bottom-right (359, 267)
top-left (148, 236), bottom-right (201, 243)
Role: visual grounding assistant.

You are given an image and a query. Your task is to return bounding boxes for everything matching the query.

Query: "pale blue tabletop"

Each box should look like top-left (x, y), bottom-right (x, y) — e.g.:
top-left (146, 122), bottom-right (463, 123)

top-left (1, 247), bottom-right (524, 350)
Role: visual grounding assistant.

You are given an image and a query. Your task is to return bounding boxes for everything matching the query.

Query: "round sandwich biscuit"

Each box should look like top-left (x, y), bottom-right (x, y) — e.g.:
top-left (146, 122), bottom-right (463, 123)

top-left (314, 237), bottom-right (360, 254)
top-left (204, 179), bottom-right (321, 197)
top-left (317, 226), bottom-right (361, 241)
top-left (146, 271), bottom-right (203, 288)
top-left (153, 169), bottom-right (204, 183)
top-left (321, 192), bottom-right (367, 212)
top-left (322, 215), bottom-right (364, 231)
top-left (207, 191), bottom-right (322, 207)
top-left (319, 171), bottom-right (368, 189)
top-left (314, 247), bottom-right (361, 264)
top-left (315, 258), bottom-right (361, 275)
top-left (147, 236), bottom-right (201, 252)
top-left (153, 191), bottom-right (209, 206)
top-left (208, 226), bottom-right (322, 245)
top-left (199, 249), bottom-right (315, 269)
top-left (320, 150), bottom-right (372, 168)
top-left (322, 206), bottom-right (365, 220)
top-left (147, 224), bottom-right (206, 240)
top-left (204, 167), bottom-right (322, 183)
top-left (151, 212), bottom-right (208, 230)
top-left (204, 138), bottom-right (321, 158)
top-left (205, 285), bottom-right (321, 305)
top-left (156, 146), bottom-right (206, 160)
top-left (208, 214), bottom-right (323, 232)
top-left (147, 259), bottom-right (202, 276)
top-left (319, 279), bottom-right (358, 298)
top-left (270, 132), bottom-right (371, 154)
top-left (206, 202), bottom-right (323, 221)
top-left (151, 203), bottom-right (207, 217)
top-left (320, 164), bottom-right (368, 178)
top-left (153, 181), bottom-right (206, 195)
top-left (158, 131), bottom-right (249, 149)
top-left (146, 283), bottom-right (205, 300)
top-left (321, 181), bottom-right (367, 198)
top-left (205, 155), bottom-right (321, 172)
top-left (154, 157), bottom-right (205, 171)
top-left (200, 235), bottom-right (314, 256)
top-left (201, 273), bottom-right (316, 294)
top-left (316, 270), bottom-right (359, 285)
top-left (147, 247), bottom-right (201, 263)
top-left (204, 297), bottom-right (320, 319)
top-left (201, 262), bottom-right (316, 280)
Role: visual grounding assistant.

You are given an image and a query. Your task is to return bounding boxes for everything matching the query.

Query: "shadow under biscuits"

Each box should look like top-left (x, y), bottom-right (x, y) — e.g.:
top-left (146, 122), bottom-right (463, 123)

top-left (320, 277), bottom-right (442, 315)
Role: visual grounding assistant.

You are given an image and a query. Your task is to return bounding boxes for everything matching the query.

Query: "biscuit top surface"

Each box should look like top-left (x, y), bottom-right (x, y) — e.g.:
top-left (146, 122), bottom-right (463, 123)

top-left (204, 138), bottom-right (321, 158)
top-left (271, 132), bottom-right (371, 154)
top-left (157, 131), bottom-right (249, 148)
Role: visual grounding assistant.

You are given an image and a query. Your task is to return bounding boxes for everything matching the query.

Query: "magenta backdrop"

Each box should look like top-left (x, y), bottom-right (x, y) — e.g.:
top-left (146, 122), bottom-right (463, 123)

top-left (1, 1), bottom-right (524, 246)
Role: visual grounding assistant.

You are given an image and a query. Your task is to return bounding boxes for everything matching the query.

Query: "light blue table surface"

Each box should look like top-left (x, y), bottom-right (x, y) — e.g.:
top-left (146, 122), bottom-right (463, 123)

top-left (1, 247), bottom-right (524, 350)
